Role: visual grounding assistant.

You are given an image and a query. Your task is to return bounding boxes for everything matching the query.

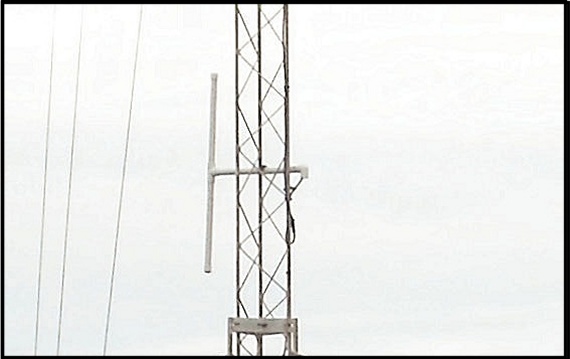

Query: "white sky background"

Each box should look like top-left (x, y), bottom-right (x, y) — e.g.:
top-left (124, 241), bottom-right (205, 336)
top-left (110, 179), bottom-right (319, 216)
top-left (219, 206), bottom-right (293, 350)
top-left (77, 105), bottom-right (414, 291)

top-left (2, 4), bottom-right (564, 356)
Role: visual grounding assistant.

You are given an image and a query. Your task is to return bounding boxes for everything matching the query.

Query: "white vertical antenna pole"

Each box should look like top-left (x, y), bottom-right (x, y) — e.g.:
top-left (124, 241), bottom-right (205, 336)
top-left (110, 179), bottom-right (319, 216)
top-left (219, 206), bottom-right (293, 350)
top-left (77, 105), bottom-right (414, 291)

top-left (204, 73), bottom-right (218, 273)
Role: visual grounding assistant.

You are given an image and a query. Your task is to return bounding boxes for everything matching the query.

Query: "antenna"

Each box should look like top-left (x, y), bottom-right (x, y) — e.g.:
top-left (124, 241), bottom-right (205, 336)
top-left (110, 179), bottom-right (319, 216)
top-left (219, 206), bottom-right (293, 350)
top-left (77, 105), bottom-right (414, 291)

top-left (204, 73), bottom-right (218, 274)
top-left (204, 5), bottom-right (308, 355)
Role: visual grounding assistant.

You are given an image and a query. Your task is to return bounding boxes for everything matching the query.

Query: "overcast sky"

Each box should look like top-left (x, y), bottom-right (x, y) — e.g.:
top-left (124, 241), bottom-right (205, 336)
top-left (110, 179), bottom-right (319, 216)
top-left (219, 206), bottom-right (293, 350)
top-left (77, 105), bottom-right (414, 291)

top-left (3, 4), bottom-right (564, 356)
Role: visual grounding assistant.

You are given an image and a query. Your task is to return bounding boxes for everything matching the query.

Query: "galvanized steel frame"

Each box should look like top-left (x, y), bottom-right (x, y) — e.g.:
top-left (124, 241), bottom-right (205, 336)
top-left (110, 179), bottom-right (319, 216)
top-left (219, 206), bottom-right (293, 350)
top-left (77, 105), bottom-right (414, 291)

top-left (232, 4), bottom-right (296, 356)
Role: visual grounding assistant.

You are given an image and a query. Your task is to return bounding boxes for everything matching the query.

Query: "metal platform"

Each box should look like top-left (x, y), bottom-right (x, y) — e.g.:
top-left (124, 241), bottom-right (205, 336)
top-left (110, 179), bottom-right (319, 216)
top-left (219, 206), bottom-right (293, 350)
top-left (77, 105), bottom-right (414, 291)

top-left (227, 318), bottom-right (299, 356)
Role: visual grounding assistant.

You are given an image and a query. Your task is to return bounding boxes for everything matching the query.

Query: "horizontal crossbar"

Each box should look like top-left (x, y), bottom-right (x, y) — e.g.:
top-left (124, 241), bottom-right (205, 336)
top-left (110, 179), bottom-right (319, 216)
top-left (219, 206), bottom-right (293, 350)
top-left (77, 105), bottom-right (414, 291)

top-left (210, 165), bottom-right (308, 179)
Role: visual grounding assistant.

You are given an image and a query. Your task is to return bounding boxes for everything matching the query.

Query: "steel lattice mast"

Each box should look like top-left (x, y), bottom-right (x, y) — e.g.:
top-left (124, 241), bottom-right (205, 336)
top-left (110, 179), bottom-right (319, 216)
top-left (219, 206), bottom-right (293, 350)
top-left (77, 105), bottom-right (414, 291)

top-left (204, 4), bottom-right (307, 356)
